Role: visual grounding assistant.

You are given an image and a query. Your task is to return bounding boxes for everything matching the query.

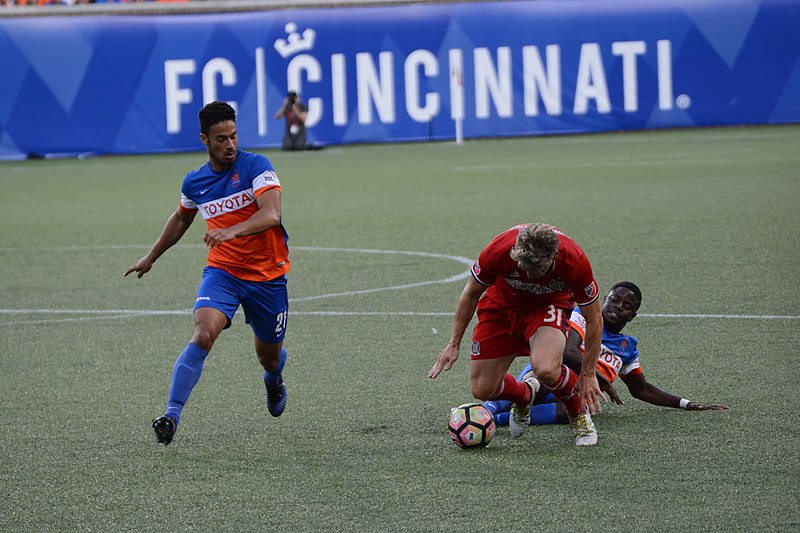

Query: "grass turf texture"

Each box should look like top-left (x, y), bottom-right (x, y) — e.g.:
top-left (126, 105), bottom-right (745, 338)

top-left (1, 125), bottom-right (798, 531)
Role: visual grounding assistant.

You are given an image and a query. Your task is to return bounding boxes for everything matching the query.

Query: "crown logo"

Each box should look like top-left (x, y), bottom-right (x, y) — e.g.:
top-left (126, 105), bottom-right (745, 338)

top-left (274, 23), bottom-right (316, 58)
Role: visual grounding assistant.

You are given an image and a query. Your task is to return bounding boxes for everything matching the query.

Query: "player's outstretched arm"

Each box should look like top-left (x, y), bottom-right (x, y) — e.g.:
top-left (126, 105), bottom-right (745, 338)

top-left (575, 299), bottom-right (606, 414)
top-left (598, 375), bottom-right (622, 405)
top-left (563, 329), bottom-right (623, 405)
top-left (428, 276), bottom-right (487, 379)
top-left (124, 209), bottom-right (195, 278)
top-left (620, 373), bottom-right (728, 410)
top-left (684, 401), bottom-right (728, 410)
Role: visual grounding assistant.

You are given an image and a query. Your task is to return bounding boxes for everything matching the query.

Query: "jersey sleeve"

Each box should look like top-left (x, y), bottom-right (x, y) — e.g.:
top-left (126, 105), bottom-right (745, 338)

top-left (471, 232), bottom-right (509, 286)
top-left (179, 194), bottom-right (198, 213)
top-left (471, 250), bottom-right (497, 286)
top-left (618, 338), bottom-right (642, 376)
top-left (568, 308), bottom-right (587, 342)
top-left (253, 168), bottom-right (281, 197)
top-left (619, 359), bottom-right (643, 376)
top-left (568, 248), bottom-right (599, 306)
top-left (249, 154), bottom-right (281, 197)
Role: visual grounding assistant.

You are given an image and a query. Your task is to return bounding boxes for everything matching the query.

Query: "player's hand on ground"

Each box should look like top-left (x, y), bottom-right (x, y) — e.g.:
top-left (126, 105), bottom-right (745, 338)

top-left (428, 344), bottom-right (459, 379)
top-left (687, 402), bottom-right (728, 411)
top-left (204, 228), bottom-right (236, 249)
top-left (577, 372), bottom-right (605, 414)
top-left (599, 376), bottom-right (623, 405)
top-left (123, 257), bottom-right (154, 279)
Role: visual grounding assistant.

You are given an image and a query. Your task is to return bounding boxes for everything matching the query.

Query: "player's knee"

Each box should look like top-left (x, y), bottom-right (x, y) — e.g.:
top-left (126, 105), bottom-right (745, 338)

top-left (190, 328), bottom-right (218, 351)
top-left (470, 382), bottom-right (496, 401)
top-left (256, 346), bottom-right (282, 371)
top-left (531, 363), bottom-right (560, 386)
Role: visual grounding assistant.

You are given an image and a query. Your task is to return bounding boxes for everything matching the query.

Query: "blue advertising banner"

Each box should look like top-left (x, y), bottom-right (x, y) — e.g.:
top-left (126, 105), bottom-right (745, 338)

top-left (0, 0), bottom-right (798, 159)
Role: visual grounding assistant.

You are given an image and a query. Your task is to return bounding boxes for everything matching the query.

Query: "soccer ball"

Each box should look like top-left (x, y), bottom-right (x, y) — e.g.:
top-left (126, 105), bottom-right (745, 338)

top-left (448, 402), bottom-right (496, 449)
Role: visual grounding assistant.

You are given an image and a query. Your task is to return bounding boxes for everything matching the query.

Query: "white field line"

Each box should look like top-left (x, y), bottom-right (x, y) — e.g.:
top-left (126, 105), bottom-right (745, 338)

top-left (1, 245), bottom-right (798, 326)
top-left (451, 154), bottom-right (798, 172)
top-left (500, 130), bottom-right (800, 145)
top-left (638, 313), bottom-right (800, 319)
top-left (288, 246), bottom-right (473, 302)
top-left (1, 309), bottom-right (798, 328)
top-left (0, 246), bottom-right (472, 326)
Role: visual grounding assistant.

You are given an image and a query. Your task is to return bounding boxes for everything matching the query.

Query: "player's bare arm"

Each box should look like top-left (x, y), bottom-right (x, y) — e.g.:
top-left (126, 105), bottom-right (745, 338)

top-left (575, 298), bottom-right (605, 413)
top-left (124, 208), bottom-right (196, 278)
top-left (428, 276), bottom-right (487, 379)
top-left (204, 189), bottom-right (281, 249)
top-left (620, 373), bottom-right (728, 410)
top-left (562, 329), bottom-right (623, 405)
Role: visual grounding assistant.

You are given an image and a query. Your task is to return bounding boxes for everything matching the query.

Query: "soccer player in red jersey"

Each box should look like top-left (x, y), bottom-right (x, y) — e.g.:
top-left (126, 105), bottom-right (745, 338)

top-left (486, 281), bottom-right (727, 427)
top-left (125, 102), bottom-right (290, 445)
top-left (429, 223), bottom-right (604, 445)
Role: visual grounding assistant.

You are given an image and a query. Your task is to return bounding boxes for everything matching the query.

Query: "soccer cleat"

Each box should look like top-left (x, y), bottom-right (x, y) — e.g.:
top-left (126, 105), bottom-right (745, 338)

top-left (265, 378), bottom-right (287, 417)
top-left (571, 411), bottom-right (598, 446)
top-left (509, 375), bottom-right (541, 438)
top-left (152, 415), bottom-right (177, 445)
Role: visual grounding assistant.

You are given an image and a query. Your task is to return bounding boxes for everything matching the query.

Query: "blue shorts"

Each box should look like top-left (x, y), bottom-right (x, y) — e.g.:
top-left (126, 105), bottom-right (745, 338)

top-left (194, 266), bottom-right (288, 344)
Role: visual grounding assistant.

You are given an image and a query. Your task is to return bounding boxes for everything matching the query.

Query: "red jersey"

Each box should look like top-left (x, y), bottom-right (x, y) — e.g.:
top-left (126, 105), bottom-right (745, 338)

top-left (471, 224), bottom-right (599, 311)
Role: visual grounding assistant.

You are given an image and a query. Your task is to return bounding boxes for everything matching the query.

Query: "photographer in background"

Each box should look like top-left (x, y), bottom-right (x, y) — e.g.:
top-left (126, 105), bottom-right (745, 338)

top-left (275, 90), bottom-right (319, 151)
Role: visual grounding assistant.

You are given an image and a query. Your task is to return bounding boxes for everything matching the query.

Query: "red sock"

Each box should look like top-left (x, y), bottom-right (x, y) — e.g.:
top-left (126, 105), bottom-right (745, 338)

top-left (542, 365), bottom-right (584, 417)
top-left (489, 373), bottom-right (532, 407)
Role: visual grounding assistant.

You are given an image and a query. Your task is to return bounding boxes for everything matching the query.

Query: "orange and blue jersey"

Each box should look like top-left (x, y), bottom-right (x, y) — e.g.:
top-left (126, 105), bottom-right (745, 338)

top-left (178, 149), bottom-right (289, 282)
top-left (569, 307), bottom-right (642, 383)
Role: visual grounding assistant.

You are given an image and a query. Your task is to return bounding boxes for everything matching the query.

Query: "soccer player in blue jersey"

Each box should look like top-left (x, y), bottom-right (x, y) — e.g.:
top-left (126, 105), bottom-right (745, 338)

top-left (124, 101), bottom-right (291, 445)
top-left (486, 282), bottom-right (727, 427)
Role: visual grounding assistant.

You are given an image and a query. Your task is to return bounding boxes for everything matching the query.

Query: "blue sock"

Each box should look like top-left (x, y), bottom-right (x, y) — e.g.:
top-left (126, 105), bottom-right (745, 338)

top-left (264, 347), bottom-right (287, 386)
top-left (165, 343), bottom-right (209, 424)
top-left (494, 412), bottom-right (510, 426)
top-left (483, 399), bottom-right (512, 415)
top-left (530, 403), bottom-right (558, 425)
top-left (492, 403), bottom-right (556, 426)
top-left (540, 392), bottom-right (557, 404)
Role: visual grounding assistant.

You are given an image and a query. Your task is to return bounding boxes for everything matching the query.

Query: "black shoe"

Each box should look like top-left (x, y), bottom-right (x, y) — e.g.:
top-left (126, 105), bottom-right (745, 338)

top-left (152, 415), bottom-right (177, 445)
top-left (265, 378), bottom-right (287, 417)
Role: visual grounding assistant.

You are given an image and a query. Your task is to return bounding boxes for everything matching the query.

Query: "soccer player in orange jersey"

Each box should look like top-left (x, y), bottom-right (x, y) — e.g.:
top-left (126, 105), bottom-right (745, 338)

top-left (125, 102), bottom-right (290, 445)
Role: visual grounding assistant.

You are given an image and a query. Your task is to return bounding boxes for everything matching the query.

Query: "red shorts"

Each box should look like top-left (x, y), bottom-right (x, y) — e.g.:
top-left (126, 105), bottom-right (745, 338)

top-left (470, 302), bottom-right (570, 360)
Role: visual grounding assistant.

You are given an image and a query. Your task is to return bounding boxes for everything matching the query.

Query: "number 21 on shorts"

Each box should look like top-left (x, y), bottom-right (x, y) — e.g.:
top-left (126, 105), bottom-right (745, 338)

top-left (274, 310), bottom-right (288, 334)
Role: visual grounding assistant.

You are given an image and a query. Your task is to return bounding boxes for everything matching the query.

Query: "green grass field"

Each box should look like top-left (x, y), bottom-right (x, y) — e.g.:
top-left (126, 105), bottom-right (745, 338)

top-left (1, 125), bottom-right (799, 531)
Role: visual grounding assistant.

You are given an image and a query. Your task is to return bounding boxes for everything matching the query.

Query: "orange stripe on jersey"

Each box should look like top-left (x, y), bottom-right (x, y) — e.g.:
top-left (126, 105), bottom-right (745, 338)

top-left (596, 361), bottom-right (617, 383)
top-left (255, 184), bottom-right (279, 197)
top-left (201, 186), bottom-right (288, 282)
top-left (253, 169), bottom-right (280, 195)
top-left (569, 318), bottom-right (585, 341)
top-left (207, 228), bottom-right (290, 282)
top-left (178, 203), bottom-right (198, 215)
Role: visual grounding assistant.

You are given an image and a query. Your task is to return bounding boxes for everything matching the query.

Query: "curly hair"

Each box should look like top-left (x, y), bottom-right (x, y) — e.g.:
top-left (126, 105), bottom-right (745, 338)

top-left (199, 101), bottom-right (236, 136)
top-left (509, 224), bottom-right (559, 275)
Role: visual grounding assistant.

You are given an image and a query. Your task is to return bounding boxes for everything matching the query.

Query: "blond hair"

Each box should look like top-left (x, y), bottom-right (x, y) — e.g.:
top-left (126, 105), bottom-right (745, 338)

top-left (509, 224), bottom-right (559, 275)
